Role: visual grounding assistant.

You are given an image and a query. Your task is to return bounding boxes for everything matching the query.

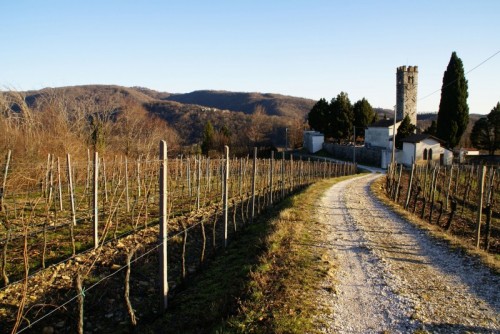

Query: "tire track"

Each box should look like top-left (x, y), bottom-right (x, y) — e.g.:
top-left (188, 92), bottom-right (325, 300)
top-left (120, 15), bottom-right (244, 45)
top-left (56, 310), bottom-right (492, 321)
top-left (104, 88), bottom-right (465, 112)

top-left (315, 173), bottom-right (499, 334)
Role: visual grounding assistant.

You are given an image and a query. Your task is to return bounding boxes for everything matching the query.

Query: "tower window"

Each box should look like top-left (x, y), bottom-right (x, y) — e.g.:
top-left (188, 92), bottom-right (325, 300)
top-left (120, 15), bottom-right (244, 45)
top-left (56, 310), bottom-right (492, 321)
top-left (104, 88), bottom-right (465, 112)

top-left (408, 76), bottom-right (414, 84)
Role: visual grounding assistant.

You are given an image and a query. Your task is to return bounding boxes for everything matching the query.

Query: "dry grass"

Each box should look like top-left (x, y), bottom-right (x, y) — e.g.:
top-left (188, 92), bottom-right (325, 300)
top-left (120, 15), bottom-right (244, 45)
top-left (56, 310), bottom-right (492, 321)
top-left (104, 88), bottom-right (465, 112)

top-left (140, 175), bottom-right (359, 333)
top-left (221, 175), bottom-right (358, 333)
top-left (371, 177), bottom-right (500, 274)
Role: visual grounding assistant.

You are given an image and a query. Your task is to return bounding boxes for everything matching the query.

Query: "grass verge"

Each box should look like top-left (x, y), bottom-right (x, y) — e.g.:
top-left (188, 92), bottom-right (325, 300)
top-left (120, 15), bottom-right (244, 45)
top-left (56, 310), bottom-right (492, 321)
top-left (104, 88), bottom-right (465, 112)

top-left (140, 175), bottom-right (358, 334)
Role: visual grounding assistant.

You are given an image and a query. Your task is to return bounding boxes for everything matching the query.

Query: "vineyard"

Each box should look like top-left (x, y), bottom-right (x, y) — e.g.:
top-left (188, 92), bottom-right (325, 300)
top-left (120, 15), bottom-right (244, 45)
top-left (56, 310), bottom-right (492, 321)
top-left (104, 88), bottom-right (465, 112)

top-left (0, 144), bottom-right (356, 333)
top-left (385, 162), bottom-right (500, 253)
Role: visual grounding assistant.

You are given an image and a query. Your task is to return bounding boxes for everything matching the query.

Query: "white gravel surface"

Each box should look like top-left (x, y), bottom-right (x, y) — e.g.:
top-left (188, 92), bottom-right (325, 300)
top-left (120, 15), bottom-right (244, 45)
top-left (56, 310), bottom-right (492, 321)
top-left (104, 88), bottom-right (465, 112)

top-left (314, 173), bottom-right (500, 334)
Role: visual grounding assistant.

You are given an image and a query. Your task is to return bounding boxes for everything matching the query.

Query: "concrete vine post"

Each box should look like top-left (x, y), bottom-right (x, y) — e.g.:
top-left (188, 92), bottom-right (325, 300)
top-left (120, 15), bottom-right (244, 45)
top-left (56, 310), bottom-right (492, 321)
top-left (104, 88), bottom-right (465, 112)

top-left (197, 156), bottom-right (201, 211)
top-left (159, 140), bottom-right (169, 310)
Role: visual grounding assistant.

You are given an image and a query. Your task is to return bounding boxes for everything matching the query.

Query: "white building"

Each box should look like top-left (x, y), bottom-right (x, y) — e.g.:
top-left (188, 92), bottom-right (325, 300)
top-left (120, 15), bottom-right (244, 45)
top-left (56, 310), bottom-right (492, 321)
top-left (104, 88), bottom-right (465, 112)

top-left (303, 131), bottom-right (324, 153)
top-left (365, 119), bottom-right (401, 150)
top-left (458, 148), bottom-right (480, 163)
top-left (364, 119), bottom-right (402, 168)
top-left (400, 134), bottom-right (453, 166)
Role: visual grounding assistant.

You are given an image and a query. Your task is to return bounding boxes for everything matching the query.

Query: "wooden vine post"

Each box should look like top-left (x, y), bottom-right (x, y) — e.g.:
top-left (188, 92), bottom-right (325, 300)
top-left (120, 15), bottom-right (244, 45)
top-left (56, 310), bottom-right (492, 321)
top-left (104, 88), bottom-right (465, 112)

top-left (405, 163), bottom-right (415, 209)
top-left (270, 151), bottom-right (274, 205)
top-left (93, 151), bottom-right (99, 249)
top-left (67, 154), bottom-right (77, 226)
top-left (281, 151), bottom-right (285, 200)
top-left (159, 140), bottom-right (169, 310)
top-left (76, 274), bottom-right (84, 334)
top-left (251, 147), bottom-right (257, 223)
top-left (57, 157), bottom-right (63, 211)
top-left (125, 156), bottom-right (130, 212)
top-left (223, 146), bottom-right (229, 247)
top-left (0, 149), bottom-right (11, 212)
top-left (475, 165), bottom-right (486, 248)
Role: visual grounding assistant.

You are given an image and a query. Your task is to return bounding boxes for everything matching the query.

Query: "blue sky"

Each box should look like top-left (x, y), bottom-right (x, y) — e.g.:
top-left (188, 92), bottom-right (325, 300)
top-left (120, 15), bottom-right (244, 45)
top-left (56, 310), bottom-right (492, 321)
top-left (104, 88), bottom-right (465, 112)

top-left (1, 1), bottom-right (499, 114)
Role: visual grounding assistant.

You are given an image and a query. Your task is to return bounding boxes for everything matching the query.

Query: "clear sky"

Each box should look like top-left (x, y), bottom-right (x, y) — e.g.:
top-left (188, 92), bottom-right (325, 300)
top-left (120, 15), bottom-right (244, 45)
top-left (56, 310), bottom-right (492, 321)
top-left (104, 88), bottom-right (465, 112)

top-left (1, 0), bottom-right (499, 114)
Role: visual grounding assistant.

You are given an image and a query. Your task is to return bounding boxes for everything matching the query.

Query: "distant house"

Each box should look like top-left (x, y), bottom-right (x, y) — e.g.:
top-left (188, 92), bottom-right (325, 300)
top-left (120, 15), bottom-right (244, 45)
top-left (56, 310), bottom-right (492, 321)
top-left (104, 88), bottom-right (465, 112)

top-left (303, 131), bottom-right (324, 153)
top-left (400, 134), bottom-right (453, 166)
top-left (364, 119), bottom-right (401, 150)
top-left (364, 119), bottom-right (401, 168)
top-left (458, 148), bottom-right (480, 163)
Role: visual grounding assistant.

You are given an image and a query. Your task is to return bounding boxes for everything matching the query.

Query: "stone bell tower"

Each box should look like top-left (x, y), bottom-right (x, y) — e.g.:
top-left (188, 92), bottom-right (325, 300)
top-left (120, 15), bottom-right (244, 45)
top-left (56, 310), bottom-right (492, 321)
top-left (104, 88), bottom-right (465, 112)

top-left (396, 65), bottom-right (418, 125)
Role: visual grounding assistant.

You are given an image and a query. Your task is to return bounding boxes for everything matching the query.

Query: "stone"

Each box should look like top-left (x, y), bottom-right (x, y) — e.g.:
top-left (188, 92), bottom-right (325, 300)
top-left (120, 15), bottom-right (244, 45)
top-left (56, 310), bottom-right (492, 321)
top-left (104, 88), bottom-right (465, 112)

top-left (42, 326), bottom-right (55, 334)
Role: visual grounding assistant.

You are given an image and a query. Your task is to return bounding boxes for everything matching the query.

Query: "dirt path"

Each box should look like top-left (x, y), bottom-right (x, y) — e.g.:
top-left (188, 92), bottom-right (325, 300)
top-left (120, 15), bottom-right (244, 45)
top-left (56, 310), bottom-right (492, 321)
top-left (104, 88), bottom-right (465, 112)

top-left (315, 173), bottom-right (500, 334)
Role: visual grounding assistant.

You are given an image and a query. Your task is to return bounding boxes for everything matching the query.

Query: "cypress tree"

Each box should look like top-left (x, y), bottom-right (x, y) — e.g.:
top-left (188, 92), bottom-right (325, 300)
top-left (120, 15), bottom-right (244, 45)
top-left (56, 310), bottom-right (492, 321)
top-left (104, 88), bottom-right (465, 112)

top-left (201, 121), bottom-right (215, 155)
top-left (424, 120), bottom-right (437, 136)
top-left (436, 52), bottom-right (469, 148)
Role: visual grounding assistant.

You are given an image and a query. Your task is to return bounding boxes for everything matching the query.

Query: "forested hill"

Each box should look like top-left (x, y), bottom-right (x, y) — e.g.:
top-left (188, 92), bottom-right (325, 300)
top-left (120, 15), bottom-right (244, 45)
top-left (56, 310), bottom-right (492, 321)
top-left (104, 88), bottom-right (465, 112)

top-left (19, 85), bottom-right (316, 120)
top-left (162, 90), bottom-right (316, 118)
top-left (4, 85), bottom-right (313, 153)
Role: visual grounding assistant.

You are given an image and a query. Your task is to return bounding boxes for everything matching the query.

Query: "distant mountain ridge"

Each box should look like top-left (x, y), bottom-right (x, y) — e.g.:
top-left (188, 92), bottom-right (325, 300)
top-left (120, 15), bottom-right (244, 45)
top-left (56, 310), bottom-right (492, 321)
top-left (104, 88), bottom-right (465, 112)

top-left (162, 90), bottom-right (316, 118)
top-left (18, 85), bottom-right (316, 120)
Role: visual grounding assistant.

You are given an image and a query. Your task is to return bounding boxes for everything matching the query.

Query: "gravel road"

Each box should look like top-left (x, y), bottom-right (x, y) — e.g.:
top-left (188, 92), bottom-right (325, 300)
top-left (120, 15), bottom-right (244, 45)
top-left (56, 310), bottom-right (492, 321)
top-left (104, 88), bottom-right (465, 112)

top-left (315, 173), bottom-right (499, 334)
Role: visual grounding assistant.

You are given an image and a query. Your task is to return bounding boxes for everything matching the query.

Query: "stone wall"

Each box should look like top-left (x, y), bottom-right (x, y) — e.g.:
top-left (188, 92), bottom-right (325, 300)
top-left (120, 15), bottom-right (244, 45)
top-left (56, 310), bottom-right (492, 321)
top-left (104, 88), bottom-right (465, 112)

top-left (323, 143), bottom-right (382, 167)
top-left (396, 65), bottom-right (418, 125)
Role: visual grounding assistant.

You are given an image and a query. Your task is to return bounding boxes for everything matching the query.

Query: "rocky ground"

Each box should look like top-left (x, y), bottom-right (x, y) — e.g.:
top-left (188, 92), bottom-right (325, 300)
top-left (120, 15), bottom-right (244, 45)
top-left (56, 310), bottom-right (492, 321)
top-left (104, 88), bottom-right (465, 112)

top-left (314, 173), bottom-right (499, 334)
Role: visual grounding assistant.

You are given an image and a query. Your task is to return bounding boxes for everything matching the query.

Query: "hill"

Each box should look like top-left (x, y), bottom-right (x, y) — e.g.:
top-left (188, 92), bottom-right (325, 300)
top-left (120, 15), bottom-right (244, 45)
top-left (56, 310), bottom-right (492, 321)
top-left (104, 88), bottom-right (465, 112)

top-left (23, 85), bottom-right (156, 106)
top-left (1, 85), bottom-right (312, 159)
top-left (163, 90), bottom-right (316, 119)
top-left (416, 112), bottom-right (483, 148)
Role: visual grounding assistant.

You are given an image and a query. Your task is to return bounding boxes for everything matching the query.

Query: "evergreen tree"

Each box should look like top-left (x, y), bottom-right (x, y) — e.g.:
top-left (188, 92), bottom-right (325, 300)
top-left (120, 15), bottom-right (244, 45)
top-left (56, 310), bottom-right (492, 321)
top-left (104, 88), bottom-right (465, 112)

top-left (395, 114), bottom-right (416, 149)
top-left (330, 92), bottom-right (353, 142)
top-left (470, 102), bottom-right (500, 155)
top-left (424, 120), bottom-right (437, 136)
top-left (353, 98), bottom-right (376, 137)
top-left (307, 98), bottom-right (330, 135)
top-left (201, 121), bottom-right (215, 155)
top-left (436, 52), bottom-right (469, 148)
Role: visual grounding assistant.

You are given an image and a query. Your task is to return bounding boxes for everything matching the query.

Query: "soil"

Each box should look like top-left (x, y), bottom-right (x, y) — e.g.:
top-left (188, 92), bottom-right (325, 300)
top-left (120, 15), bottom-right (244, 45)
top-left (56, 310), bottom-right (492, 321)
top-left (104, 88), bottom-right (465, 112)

top-left (314, 173), bottom-right (500, 334)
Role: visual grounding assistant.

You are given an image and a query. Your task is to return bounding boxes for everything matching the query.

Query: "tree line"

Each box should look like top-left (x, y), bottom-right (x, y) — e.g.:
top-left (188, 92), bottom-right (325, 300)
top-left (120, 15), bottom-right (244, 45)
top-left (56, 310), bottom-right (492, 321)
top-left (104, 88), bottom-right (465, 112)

top-left (307, 92), bottom-right (377, 143)
top-left (307, 51), bottom-right (500, 155)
